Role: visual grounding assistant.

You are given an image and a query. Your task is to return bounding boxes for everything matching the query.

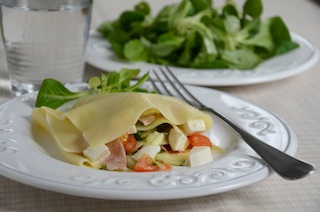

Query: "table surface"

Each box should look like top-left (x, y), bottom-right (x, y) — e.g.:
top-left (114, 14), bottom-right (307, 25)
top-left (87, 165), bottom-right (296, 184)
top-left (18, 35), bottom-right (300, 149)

top-left (1, 0), bottom-right (320, 211)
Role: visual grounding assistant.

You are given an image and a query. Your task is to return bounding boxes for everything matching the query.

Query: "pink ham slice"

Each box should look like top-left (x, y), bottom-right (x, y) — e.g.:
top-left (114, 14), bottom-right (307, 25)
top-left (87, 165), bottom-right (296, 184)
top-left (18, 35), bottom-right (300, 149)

top-left (104, 139), bottom-right (127, 171)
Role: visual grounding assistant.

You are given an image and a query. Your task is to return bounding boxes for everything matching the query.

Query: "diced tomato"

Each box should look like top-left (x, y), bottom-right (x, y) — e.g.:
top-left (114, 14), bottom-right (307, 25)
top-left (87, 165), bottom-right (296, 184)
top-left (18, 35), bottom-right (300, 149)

top-left (156, 161), bottom-right (172, 171)
top-left (188, 134), bottom-right (212, 147)
top-left (133, 154), bottom-right (172, 172)
top-left (134, 154), bottom-right (160, 172)
top-left (121, 134), bottom-right (137, 153)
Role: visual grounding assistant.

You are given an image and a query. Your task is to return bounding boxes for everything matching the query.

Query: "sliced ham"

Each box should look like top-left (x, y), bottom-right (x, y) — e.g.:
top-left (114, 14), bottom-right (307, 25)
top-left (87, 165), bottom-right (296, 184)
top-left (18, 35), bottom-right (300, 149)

top-left (104, 139), bottom-right (127, 171)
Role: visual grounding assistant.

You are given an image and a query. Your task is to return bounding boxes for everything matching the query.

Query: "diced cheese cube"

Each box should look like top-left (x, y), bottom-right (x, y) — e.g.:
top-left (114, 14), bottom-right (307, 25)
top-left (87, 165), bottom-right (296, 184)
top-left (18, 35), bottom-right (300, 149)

top-left (168, 128), bottom-right (189, 151)
top-left (131, 145), bottom-right (161, 161)
top-left (181, 118), bottom-right (206, 135)
top-left (189, 146), bottom-right (213, 167)
top-left (83, 144), bottom-right (110, 162)
top-left (146, 131), bottom-right (166, 145)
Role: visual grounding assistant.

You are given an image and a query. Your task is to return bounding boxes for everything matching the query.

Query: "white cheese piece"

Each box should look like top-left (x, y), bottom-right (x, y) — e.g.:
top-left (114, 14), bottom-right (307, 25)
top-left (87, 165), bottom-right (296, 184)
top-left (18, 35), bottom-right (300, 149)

top-left (131, 145), bottom-right (161, 161)
top-left (189, 146), bottom-right (213, 167)
top-left (146, 131), bottom-right (166, 145)
top-left (83, 144), bottom-right (110, 162)
top-left (181, 118), bottom-right (206, 135)
top-left (168, 128), bottom-right (189, 151)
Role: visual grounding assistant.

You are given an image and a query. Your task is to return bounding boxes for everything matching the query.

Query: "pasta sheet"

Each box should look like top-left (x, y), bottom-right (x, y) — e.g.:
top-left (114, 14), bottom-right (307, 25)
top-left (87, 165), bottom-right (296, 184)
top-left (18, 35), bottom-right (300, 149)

top-left (32, 93), bottom-right (213, 167)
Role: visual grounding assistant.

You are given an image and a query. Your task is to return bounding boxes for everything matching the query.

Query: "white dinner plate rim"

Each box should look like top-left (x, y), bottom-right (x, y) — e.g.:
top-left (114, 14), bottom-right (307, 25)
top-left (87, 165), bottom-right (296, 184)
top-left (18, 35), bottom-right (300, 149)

top-left (0, 84), bottom-right (297, 200)
top-left (85, 29), bottom-right (319, 86)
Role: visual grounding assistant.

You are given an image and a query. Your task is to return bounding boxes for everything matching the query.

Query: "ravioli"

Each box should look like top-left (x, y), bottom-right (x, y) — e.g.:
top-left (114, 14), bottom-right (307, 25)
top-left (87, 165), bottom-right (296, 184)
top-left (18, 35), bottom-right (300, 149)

top-left (32, 92), bottom-right (213, 169)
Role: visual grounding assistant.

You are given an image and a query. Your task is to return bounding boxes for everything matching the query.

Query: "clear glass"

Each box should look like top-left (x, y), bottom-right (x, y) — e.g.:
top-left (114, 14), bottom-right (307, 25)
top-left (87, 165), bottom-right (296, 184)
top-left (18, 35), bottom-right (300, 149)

top-left (0, 0), bottom-right (92, 96)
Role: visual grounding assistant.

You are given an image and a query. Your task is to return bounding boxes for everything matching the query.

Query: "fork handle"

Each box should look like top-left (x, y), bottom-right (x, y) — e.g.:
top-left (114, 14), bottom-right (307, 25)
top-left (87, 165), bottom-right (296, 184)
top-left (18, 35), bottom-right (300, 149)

top-left (204, 107), bottom-right (315, 180)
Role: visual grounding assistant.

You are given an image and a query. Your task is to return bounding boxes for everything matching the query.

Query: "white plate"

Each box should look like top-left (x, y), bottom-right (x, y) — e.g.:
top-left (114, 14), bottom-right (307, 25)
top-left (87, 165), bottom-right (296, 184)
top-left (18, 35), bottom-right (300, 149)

top-left (86, 30), bottom-right (319, 86)
top-left (0, 84), bottom-right (297, 200)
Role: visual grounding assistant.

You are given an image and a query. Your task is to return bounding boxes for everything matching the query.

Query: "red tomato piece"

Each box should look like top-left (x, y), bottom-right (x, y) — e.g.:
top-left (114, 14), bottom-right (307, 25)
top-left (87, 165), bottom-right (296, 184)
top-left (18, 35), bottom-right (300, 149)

top-left (157, 161), bottom-right (172, 171)
top-left (121, 134), bottom-right (137, 153)
top-left (134, 154), bottom-right (160, 172)
top-left (188, 134), bottom-right (212, 147)
top-left (133, 154), bottom-right (172, 172)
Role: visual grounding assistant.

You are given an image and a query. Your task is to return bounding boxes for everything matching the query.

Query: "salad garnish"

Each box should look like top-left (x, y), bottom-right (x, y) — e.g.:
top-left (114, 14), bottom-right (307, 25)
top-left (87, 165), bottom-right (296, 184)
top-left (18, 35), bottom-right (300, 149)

top-left (98, 0), bottom-right (299, 69)
top-left (35, 68), bottom-right (150, 109)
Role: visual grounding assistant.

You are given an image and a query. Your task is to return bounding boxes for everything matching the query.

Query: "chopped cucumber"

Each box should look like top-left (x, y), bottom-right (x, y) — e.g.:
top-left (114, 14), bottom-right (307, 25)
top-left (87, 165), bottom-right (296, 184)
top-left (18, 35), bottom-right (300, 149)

top-left (146, 131), bottom-right (166, 145)
top-left (126, 155), bottom-right (137, 169)
top-left (155, 152), bottom-right (190, 166)
top-left (134, 129), bottom-right (153, 141)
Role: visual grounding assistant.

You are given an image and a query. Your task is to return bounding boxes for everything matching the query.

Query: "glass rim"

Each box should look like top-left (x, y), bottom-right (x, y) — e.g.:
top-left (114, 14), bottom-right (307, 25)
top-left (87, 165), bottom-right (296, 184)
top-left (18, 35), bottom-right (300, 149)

top-left (0, 0), bottom-right (92, 11)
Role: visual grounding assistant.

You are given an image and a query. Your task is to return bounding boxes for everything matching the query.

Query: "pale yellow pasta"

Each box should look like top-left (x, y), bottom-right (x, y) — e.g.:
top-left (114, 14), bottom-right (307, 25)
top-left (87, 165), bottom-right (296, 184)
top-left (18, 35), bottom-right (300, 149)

top-left (32, 92), bottom-right (213, 168)
top-left (32, 107), bottom-right (88, 153)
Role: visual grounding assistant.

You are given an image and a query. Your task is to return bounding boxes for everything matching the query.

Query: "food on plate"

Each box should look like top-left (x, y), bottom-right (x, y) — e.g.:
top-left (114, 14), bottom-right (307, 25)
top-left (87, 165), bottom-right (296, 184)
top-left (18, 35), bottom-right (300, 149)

top-left (98, 0), bottom-right (299, 70)
top-left (33, 69), bottom-right (223, 172)
top-left (32, 92), bottom-right (223, 172)
top-left (35, 68), bottom-right (150, 109)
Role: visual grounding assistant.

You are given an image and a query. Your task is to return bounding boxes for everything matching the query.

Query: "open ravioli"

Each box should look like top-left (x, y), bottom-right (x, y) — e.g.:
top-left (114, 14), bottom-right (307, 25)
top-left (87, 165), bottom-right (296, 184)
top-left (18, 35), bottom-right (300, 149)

top-left (32, 92), bottom-right (219, 171)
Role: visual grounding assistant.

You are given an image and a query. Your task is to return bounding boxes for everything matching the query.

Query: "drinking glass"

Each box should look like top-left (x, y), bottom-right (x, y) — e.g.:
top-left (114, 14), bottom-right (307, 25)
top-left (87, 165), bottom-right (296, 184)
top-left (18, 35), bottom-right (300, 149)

top-left (0, 0), bottom-right (92, 96)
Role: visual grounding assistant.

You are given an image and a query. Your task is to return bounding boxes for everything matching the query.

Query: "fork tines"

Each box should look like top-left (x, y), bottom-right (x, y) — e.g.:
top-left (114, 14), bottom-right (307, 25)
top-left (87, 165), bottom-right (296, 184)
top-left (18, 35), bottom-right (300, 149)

top-left (149, 67), bottom-right (202, 109)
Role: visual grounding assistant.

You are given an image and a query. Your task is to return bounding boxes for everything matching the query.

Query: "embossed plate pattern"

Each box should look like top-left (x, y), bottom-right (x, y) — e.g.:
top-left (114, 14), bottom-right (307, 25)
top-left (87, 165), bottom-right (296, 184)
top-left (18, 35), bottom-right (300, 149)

top-left (86, 30), bottom-right (319, 86)
top-left (0, 84), bottom-right (297, 200)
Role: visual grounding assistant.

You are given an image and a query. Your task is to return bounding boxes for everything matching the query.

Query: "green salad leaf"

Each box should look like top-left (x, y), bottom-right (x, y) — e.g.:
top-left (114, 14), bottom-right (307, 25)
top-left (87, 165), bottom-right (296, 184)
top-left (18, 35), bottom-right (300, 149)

top-left (35, 68), bottom-right (150, 109)
top-left (98, 0), bottom-right (299, 70)
top-left (88, 68), bottom-right (150, 94)
top-left (35, 79), bottom-right (92, 109)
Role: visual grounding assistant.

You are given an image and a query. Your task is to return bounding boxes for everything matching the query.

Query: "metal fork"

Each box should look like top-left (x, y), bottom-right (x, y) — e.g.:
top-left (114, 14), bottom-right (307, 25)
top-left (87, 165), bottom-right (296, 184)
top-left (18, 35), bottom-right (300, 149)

top-left (149, 67), bottom-right (315, 180)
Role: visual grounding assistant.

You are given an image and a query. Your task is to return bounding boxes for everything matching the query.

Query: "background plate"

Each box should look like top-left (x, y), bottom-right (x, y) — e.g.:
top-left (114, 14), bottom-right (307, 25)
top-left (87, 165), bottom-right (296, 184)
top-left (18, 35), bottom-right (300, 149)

top-left (86, 30), bottom-right (319, 86)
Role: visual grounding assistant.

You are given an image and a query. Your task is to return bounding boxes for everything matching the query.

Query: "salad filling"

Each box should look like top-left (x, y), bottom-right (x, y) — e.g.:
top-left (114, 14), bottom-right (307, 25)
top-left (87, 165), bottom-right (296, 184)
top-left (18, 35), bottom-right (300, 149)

top-left (32, 92), bottom-right (223, 172)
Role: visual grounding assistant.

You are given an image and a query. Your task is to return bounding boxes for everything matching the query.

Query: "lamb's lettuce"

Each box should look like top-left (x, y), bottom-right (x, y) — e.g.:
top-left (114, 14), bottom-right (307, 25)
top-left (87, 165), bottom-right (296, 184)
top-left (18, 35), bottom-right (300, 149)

top-left (35, 68), bottom-right (150, 109)
top-left (35, 79), bottom-right (92, 109)
top-left (98, 0), bottom-right (299, 70)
